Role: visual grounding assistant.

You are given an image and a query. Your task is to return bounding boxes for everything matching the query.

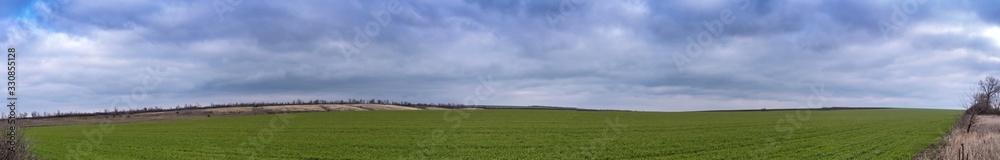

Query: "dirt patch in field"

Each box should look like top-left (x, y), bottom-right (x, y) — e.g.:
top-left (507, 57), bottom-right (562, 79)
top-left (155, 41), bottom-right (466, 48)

top-left (424, 107), bottom-right (450, 110)
top-left (19, 114), bottom-right (211, 127)
top-left (349, 104), bottom-right (419, 110)
top-left (203, 107), bottom-right (254, 114)
top-left (19, 104), bottom-right (457, 127)
top-left (261, 105), bottom-right (327, 112)
top-left (318, 105), bottom-right (368, 111)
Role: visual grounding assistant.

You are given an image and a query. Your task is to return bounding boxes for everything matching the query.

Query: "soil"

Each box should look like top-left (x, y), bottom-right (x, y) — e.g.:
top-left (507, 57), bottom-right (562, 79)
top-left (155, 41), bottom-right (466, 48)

top-left (19, 104), bottom-right (480, 127)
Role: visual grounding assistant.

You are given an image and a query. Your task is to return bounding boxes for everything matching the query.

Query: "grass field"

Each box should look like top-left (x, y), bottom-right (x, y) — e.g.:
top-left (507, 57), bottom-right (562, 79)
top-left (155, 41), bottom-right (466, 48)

top-left (26, 109), bottom-right (960, 159)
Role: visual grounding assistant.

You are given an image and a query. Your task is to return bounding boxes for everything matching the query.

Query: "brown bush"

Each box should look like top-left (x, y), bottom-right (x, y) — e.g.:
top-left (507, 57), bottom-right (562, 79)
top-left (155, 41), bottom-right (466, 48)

top-left (0, 121), bottom-right (38, 160)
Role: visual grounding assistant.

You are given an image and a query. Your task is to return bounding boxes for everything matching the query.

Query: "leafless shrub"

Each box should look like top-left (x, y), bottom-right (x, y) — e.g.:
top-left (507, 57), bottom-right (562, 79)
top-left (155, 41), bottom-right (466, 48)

top-left (0, 121), bottom-right (38, 160)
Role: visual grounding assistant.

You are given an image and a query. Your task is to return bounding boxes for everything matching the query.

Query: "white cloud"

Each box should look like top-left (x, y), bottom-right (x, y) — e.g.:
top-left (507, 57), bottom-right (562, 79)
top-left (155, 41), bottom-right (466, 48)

top-left (983, 26), bottom-right (1000, 48)
top-left (1, 0), bottom-right (997, 113)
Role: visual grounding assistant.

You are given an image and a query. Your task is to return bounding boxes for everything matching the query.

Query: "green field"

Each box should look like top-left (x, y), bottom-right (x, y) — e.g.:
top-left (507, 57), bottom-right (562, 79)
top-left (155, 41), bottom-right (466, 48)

top-left (26, 109), bottom-right (960, 159)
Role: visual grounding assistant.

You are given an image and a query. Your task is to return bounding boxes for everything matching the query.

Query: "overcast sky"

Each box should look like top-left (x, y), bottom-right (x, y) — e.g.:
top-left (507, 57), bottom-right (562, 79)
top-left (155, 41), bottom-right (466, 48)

top-left (2, 0), bottom-right (999, 113)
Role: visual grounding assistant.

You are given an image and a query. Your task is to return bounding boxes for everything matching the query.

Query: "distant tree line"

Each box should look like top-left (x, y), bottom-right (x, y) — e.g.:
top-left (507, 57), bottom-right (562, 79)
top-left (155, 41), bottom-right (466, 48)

top-left (199, 98), bottom-right (471, 109)
top-left (1, 98), bottom-right (478, 119)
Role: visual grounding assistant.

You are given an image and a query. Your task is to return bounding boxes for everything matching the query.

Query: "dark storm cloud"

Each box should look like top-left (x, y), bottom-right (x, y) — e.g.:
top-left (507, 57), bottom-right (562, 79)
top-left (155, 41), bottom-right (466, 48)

top-left (2, 0), bottom-right (999, 113)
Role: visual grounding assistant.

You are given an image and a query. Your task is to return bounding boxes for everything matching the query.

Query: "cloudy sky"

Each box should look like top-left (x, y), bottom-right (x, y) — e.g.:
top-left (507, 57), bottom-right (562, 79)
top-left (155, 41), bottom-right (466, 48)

top-left (1, 0), bottom-right (999, 113)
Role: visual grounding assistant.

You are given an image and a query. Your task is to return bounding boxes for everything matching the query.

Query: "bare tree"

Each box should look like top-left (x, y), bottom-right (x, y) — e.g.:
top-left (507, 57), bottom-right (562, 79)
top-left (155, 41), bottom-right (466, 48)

top-left (963, 76), bottom-right (1000, 133)
top-left (968, 76), bottom-right (1000, 114)
top-left (993, 78), bottom-right (1000, 111)
top-left (980, 76), bottom-right (1000, 110)
top-left (966, 96), bottom-right (984, 133)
